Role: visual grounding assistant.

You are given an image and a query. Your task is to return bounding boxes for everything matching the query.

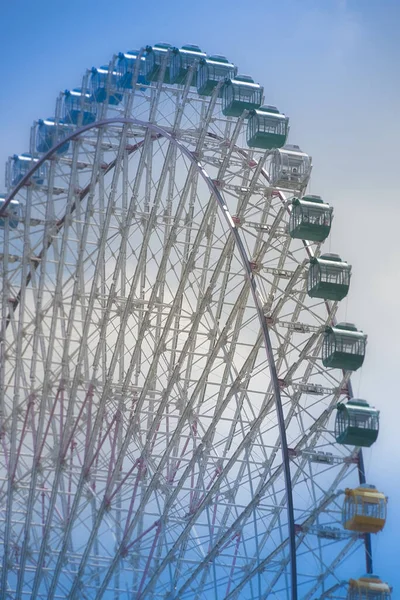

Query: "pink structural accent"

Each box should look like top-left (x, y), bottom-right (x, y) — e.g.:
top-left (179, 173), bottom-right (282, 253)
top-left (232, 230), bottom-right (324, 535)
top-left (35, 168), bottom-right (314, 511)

top-left (0, 429), bottom-right (9, 473)
top-left (85, 384), bottom-right (93, 447)
top-left (1, 118), bottom-right (302, 598)
top-left (149, 418), bottom-right (161, 455)
top-left (208, 494), bottom-right (220, 553)
top-left (188, 422), bottom-right (198, 508)
top-left (137, 521), bottom-right (161, 598)
top-left (167, 432), bottom-right (191, 483)
top-left (11, 396), bottom-right (35, 483)
top-left (37, 386), bottom-right (63, 461)
top-left (125, 519), bottom-right (160, 553)
top-left (123, 458), bottom-right (145, 538)
top-left (106, 410), bottom-right (122, 491)
top-left (108, 457), bottom-right (141, 504)
top-left (30, 398), bottom-right (37, 455)
top-left (67, 441), bottom-right (77, 520)
top-left (86, 410), bottom-right (118, 477)
top-left (225, 534), bottom-right (241, 597)
top-left (78, 384), bottom-right (94, 460)
top-left (190, 465), bottom-right (222, 514)
top-left (59, 384), bottom-right (64, 446)
top-left (41, 490), bottom-right (47, 568)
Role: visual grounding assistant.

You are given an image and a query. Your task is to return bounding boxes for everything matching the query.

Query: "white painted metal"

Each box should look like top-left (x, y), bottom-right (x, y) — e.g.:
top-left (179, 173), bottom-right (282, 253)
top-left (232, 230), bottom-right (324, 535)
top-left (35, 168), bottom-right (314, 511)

top-left (0, 47), bottom-right (367, 600)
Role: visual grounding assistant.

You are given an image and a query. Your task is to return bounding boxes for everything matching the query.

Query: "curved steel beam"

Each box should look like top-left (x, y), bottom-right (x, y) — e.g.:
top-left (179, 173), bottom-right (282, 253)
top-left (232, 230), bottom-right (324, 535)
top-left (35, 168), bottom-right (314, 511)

top-left (1, 116), bottom-right (298, 599)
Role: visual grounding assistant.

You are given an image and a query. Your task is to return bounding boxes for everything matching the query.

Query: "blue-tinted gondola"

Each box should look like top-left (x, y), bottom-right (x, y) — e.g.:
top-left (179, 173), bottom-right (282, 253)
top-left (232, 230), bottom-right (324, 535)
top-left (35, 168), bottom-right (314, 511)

top-left (170, 44), bottom-right (207, 85)
top-left (222, 75), bottom-right (263, 117)
top-left (63, 89), bottom-right (97, 126)
top-left (36, 118), bottom-right (71, 155)
top-left (145, 43), bottom-right (173, 83)
top-left (90, 65), bottom-right (123, 105)
top-left (197, 55), bottom-right (237, 96)
top-left (0, 195), bottom-right (22, 229)
top-left (8, 154), bottom-right (47, 187)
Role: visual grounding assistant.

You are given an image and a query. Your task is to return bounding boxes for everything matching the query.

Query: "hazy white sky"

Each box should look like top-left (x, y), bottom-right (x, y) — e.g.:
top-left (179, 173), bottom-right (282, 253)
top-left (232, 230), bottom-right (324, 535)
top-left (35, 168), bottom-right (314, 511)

top-left (0, 0), bottom-right (399, 592)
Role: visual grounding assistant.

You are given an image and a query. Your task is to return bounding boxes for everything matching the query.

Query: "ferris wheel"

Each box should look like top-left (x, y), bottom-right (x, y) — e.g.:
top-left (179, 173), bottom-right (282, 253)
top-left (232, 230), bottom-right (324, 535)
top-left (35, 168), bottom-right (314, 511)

top-left (0, 43), bottom-right (391, 600)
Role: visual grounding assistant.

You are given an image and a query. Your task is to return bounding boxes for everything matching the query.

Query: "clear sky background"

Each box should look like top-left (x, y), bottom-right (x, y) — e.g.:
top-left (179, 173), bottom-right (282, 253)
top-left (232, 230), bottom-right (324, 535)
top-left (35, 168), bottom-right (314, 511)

top-left (0, 0), bottom-right (399, 594)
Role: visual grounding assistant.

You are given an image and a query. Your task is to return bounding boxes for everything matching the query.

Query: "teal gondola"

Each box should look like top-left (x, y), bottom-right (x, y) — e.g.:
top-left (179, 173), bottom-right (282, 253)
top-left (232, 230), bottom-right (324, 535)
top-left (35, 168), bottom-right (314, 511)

top-left (63, 89), bottom-right (97, 126)
top-left (145, 43), bottom-right (173, 83)
top-left (170, 44), bottom-right (207, 86)
top-left (322, 322), bottom-right (367, 371)
top-left (8, 153), bottom-right (47, 187)
top-left (197, 55), bottom-right (237, 96)
top-left (335, 399), bottom-right (379, 447)
top-left (222, 75), bottom-right (263, 117)
top-left (36, 118), bottom-right (71, 155)
top-left (246, 105), bottom-right (288, 150)
top-left (289, 195), bottom-right (333, 242)
top-left (308, 253), bottom-right (351, 301)
top-left (0, 195), bottom-right (22, 229)
top-left (90, 66), bottom-right (123, 105)
top-left (117, 51), bottom-right (147, 89)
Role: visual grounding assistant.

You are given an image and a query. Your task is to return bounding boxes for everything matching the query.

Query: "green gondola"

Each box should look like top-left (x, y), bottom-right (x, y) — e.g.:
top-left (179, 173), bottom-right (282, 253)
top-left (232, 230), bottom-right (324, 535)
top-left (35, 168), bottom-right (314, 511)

top-left (197, 55), bottom-right (237, 96)
top-left (289, 195), bottom-right (332, 241)
top-left (145, 43), bottom-right (173, 83)
top-left (222, 75), bottom-right (263, 117)
top-left (335, 399), bottom-right (379, 447)
top-left (246, 105), bottom-right (288, 150)
top-left (170, 45), bottom-right (206, 85)
top-left (308, 253), bottom-right (351, 301)
top-left (322, 322), bottom-right (366, 371)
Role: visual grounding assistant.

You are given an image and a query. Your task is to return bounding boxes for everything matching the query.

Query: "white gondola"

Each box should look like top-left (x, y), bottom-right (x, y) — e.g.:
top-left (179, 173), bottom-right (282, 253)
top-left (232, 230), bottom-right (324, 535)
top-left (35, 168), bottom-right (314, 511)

top-left (269, 144), bottom-right (312, 192)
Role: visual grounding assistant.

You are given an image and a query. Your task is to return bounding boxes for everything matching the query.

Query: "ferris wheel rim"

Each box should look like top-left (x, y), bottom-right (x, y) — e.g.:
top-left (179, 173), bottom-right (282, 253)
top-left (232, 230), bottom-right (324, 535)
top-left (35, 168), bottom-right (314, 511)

top-left (0, 54), bottom-right (376, 599)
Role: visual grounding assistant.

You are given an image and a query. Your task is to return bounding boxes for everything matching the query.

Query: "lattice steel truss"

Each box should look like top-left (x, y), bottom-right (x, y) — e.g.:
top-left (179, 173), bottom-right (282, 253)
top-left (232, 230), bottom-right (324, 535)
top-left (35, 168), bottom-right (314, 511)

top-left (0, 51), bottom-right (368, 599)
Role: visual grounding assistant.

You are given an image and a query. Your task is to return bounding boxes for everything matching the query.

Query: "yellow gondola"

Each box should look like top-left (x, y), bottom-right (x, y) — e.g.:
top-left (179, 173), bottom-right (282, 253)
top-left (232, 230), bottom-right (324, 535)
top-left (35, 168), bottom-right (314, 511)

top-left (347, 575), bottom-right (391, 599)
top-left (343, 485), bottom-right (387, 533)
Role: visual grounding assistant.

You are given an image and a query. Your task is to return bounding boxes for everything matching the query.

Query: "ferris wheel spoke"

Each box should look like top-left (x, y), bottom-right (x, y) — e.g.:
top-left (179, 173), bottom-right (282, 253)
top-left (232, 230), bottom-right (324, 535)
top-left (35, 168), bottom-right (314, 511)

top-left (28, 123), bottom-right (136, 598)
top-left (219, 369), bottom-right (352, 589)
top-left (262, 460), bottom-right (358, 599)
top-left (9, 155), bottom-right (84, 596)
top-left (92, 330), bottom-right (264, 597)
top-left (134, 369), bottom-right (293, 596)
top-left (47, 137), bottom-right (241, 600)
top-left (301, 537), bottom-right (359, 600)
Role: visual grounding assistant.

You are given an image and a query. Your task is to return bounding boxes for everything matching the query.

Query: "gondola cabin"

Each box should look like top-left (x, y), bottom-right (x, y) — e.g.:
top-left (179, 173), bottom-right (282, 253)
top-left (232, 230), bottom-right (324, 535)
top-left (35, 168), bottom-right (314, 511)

top-left (322, 322), bottom-right (366, 371)
top-left (289, 195), bottom-right (333, 242)
top-left (269, 144), bottom-right (312, 191)
top-left (347, 575), bottom-right (391, 600)
top-left (63, 89), bottom-right (97, 126)
top-left (90, 66), bottom-right (123, 105)
top-left (246, 105), bottom-right (289, 150)
top-left (170, 45), bottom-right (207, 86)
top-left (0, 195), bottom-right (22, 229)
top-left (343, 485), bottom-right (387, 533)
top-left (335, 400), bottom-right (379, 447)
top-left (36, 118), bottom-right (71, 155)
top-left (308, 253), bottom-right (351, 301)
top-left (222, 75), bottom-right (263, 117)
top-left (145, 43), bottom-right (173, 83)
top-left (7, 154), bottom-right (47, 187)
top-left (197, 55), bottom-right (237, 96)
top-left (117, 51), bottom-right (147, 89)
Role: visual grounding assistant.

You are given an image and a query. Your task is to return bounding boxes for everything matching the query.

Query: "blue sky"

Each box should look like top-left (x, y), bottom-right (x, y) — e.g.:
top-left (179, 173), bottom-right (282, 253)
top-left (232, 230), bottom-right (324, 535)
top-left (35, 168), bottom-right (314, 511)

top-left (1, 0), bottom-right (399, 594)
